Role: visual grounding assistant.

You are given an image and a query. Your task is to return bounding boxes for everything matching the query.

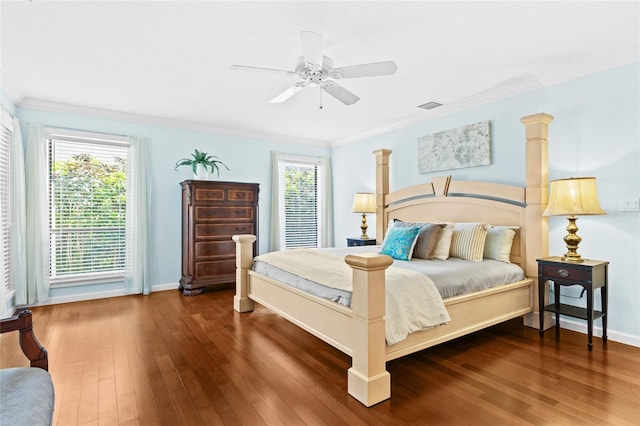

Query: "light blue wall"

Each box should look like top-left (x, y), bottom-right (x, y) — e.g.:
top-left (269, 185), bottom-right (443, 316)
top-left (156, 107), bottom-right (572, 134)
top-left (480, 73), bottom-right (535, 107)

top-left (15, 107), bottom-right (329, 301)
top-left (4, 63), bottom-right (639, 344)
top-left (1, 92), bottom-right (17, 116)
top-left (331, 62), bottom-right (640, 343)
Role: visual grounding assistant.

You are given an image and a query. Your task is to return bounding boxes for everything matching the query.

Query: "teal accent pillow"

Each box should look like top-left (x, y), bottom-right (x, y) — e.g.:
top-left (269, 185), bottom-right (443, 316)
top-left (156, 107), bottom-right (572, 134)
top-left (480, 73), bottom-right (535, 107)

top-left (392, 220), bottom-right (446, 259)
top-left (379, 226), bottom-right (421, 261)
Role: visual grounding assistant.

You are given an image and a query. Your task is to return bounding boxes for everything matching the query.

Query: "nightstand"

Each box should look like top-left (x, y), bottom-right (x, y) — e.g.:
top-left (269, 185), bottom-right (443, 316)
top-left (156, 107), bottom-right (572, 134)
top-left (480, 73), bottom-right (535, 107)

top-left (537, 256), bottom-right (609, 351)
top-left (347, 237), bottom-right (377, 247)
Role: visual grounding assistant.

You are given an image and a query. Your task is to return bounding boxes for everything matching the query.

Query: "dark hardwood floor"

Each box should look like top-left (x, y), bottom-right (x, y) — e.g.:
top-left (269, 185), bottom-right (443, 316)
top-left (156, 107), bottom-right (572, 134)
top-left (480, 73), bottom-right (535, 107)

top-left (2, 288), bottom-right (638, 425)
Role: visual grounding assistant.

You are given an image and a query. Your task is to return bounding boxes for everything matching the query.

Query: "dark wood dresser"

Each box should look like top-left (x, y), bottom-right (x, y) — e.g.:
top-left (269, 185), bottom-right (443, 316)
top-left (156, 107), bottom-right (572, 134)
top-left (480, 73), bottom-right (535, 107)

top-left (179, 180), bottom-right (259, 295)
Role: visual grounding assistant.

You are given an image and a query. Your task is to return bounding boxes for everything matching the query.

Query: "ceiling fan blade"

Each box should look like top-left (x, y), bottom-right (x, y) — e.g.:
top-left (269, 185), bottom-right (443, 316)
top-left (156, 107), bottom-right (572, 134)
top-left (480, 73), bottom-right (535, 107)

top-left (231, 64), bottom-right (296, 76)
top-left (301, 31), bottom-right (324, 68)
top-left (270, 82), bottom-right (307, 103)
top-left (322, 81), bottom-right (360, 105)
top-left (331, 61), bottom-right (397, 79)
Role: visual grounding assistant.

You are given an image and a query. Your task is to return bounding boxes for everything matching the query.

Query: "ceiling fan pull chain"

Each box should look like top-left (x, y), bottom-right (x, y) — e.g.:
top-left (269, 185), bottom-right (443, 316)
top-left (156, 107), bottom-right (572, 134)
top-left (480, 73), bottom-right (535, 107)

top-left (319, 87), bottom-right (323, 110)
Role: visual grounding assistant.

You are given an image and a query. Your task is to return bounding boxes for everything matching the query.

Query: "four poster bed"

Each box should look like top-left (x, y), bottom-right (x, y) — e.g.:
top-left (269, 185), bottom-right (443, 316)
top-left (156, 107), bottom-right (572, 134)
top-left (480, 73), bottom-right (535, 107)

top-left (233, 113), bottom-right (553, 406)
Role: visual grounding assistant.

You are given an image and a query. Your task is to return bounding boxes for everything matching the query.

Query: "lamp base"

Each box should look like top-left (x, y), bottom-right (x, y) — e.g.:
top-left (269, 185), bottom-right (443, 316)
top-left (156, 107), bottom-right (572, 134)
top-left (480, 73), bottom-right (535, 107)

top-left (561, 253), bottom-right (584, 263)
top-left (360, 213), bottom-right (369, 241)
top-left (562, 216), bottom-right (584, 263)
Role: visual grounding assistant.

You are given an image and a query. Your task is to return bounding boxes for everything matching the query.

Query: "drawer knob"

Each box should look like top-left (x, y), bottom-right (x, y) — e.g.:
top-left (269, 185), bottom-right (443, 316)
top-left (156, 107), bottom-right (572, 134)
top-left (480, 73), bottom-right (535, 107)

top-left (557, 269), bottom-right (570, 278)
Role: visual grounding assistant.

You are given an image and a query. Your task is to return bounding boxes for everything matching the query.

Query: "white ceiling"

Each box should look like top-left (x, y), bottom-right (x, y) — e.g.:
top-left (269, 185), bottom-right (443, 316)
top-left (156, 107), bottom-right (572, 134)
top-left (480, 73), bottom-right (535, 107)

top-left (2, 1), bottom-right (638, 146)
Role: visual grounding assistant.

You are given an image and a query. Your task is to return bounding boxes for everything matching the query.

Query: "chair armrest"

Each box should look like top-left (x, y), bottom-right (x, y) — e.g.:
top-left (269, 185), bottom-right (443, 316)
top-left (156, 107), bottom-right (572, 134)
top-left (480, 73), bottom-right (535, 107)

top-left (0, 310), bottom-right (48, 370)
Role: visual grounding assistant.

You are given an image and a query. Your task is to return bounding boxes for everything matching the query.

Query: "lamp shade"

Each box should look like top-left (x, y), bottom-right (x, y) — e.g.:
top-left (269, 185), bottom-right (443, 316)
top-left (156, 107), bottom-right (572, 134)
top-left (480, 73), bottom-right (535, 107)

top-left (352, 192), bottom-right (376, 213)
top-left (543, 177), bottom-right (606, 216)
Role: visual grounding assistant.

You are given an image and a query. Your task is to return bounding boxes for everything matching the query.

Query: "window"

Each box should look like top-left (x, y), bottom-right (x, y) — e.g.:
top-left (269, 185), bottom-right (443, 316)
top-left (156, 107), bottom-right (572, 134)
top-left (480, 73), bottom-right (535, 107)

top-left (282, 162), bottom-right (318, 248)
top-left (0, 110), bottom-right (12, 296)
top-left (47, 130), bottom-right (129, 285)
top-left (276, 156), bottom-right (329, 249)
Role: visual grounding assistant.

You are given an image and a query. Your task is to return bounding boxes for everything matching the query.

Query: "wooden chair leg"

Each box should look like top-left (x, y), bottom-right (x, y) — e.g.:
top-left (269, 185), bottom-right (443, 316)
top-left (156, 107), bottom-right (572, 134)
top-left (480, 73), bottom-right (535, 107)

top-left (0, 310), bottom-right (48, 370)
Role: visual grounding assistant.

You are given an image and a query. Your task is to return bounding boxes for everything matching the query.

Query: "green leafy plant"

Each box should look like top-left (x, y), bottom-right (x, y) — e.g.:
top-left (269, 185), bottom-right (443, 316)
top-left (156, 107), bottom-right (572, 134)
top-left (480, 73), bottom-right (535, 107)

top-left (175, 149), bottom-right (229, 176)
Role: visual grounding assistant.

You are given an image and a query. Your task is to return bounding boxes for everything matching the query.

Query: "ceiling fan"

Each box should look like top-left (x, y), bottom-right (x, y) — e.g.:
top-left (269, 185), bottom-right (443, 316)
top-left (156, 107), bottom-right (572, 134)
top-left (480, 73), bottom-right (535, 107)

top-left (231, 31), bottom-right (398, 107)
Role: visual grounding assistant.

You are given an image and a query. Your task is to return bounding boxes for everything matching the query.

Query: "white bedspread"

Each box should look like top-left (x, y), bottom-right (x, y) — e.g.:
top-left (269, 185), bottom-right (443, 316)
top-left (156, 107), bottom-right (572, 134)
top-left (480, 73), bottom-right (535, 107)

top-left (255, 249), bottom-right (451, 345)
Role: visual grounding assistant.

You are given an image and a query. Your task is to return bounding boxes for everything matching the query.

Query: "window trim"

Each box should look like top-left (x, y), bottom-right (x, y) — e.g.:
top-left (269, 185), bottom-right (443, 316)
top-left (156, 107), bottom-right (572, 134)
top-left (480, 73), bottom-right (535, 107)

top-left (46, 126), bottom-right (128, 144)
top-left (0, 108), bottom-right (14, 301)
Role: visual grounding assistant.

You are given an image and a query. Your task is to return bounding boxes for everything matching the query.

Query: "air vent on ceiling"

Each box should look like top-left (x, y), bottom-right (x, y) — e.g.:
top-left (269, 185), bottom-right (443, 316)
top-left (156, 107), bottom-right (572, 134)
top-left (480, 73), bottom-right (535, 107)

top-left (417, 101), bottom-right (443, 110)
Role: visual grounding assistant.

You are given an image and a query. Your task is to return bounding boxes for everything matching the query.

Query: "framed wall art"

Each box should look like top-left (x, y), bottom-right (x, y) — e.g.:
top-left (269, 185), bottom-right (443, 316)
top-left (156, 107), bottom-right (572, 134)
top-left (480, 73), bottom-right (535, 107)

top-left (418, 120), bottom-right (491, 173)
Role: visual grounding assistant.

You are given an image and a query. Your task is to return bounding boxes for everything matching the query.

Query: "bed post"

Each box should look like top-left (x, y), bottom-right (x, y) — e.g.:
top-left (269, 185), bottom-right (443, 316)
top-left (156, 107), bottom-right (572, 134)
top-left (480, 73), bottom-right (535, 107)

top-left (373, 149), bottom-right (392, 244)
top-left (233, 234), bottom-right (256, 312)
top-left (345, 253), bottom-right (394, 407)
top-left (520, 113), bottom-right (554, 330)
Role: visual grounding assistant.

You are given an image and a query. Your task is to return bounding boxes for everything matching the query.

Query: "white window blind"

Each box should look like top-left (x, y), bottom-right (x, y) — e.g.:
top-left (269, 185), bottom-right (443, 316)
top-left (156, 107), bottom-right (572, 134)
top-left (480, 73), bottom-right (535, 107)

top-left (48, 132), bottom-right (128, 284)
top-left (0, 114), bottom-right (12, 294)
top-left (280, 160), bottom-right (319, 249)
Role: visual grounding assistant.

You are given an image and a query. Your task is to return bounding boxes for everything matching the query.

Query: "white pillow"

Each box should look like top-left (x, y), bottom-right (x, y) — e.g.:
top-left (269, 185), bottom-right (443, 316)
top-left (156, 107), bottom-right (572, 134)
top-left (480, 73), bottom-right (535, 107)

top-left (432, 224), bottom-right (454, 260)
top-left (449, 222), bottom-right (490, 262)
top-left (484, 226), bottom-right (519, 263)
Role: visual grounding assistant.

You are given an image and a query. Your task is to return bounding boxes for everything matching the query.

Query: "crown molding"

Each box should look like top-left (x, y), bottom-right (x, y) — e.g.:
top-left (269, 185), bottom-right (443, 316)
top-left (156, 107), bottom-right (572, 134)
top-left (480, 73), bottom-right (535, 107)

top-left (0, 72), bottom-right (24, 107)
top-left (13, 50), bottom-right (639, 150)
top-left (331, 51), bottom-right (639, 147)
top-left (331, 76), bottom-right (542, 147)
top-left (17, 98), bottom-right (330, 148)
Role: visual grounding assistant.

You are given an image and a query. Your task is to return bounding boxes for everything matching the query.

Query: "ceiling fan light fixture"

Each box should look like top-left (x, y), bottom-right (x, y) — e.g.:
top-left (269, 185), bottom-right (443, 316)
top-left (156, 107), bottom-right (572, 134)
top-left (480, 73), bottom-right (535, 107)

top-left (233, 31), bottom-right (397, 107)
top-left (417, 101), bottom-right (443, 110)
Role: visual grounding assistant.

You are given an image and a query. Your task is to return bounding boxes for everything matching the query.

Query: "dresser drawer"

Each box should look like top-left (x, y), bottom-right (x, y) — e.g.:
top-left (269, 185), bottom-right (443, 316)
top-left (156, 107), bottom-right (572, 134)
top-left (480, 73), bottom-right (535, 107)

top-left (195, 223), bottom-right (254, 239)
top-left (228, 189), bottom-right (255, 202)
top-left (194, 188), bottom-right (225, 202)
top-left (540, 263), bottom-right (590, 282)
top-left (195, 240), bottom-right (235, 259)
top-left (195, 259), bottom-right (236, 279)
top-left (194, 187), bottom-right (255, 203)
top-left (195, 206), bottom-right (254, 221)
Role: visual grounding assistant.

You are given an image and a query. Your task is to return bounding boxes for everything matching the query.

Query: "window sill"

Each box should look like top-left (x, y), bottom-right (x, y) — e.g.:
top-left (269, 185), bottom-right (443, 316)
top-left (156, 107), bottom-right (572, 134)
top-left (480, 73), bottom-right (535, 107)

top-left (50, 273), bottom-right (125, 288)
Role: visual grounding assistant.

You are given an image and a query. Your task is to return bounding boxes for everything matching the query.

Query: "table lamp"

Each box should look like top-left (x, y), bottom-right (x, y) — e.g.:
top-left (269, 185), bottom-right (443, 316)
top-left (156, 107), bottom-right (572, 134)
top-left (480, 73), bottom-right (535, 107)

top-left (352, 192), bottom-right (376, 240)
top-left (543, 177), bottom-right (606, 263)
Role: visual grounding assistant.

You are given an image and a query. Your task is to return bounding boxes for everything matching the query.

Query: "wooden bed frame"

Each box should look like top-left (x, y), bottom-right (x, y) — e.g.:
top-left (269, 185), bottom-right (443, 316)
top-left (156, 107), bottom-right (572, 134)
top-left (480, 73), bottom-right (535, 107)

top-left (233, 113), bottom-right (554, 406)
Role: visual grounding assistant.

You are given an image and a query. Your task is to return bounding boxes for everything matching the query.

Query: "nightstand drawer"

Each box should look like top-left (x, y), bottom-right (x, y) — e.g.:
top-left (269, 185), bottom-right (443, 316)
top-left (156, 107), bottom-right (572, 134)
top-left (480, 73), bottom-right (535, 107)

top-left (540, 263), bottom-right (590, 282)
top-left (347, 238), bottom-right (377, 247)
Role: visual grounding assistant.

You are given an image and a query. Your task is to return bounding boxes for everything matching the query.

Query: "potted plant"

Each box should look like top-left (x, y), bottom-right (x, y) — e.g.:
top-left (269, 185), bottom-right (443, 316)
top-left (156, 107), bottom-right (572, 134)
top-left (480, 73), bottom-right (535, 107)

top-left (175, 149), bottom-right (229, 179)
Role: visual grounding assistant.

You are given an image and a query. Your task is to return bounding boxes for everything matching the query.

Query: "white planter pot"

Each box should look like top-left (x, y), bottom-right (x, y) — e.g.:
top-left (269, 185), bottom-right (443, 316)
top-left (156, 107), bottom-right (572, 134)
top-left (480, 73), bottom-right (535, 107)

top-left (193, 164), bottom-right (211, 180)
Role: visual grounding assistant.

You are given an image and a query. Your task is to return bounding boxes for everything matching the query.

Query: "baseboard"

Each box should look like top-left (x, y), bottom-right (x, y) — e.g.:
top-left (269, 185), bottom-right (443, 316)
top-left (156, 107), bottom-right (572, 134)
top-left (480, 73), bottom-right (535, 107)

top-left (152, 283), bottom-right (180, 292)
top-left (557, 317), bottom-right (640, 348)
top-left (24, 282), bottom-right (178, 307)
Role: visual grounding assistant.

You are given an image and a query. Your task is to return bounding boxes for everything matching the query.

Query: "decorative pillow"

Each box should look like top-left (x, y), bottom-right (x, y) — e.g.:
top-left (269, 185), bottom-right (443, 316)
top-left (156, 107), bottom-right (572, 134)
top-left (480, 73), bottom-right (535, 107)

top-left (392, 220), bottom-right (445, 259)
top-left (379, 226), bottom-right (421, 261)
top-left (449, 222), bottom-right (490, 262)
top-left (432, 224), bottom-right (454, 260)
top-left (484, 226), bottom-right (519, 263)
